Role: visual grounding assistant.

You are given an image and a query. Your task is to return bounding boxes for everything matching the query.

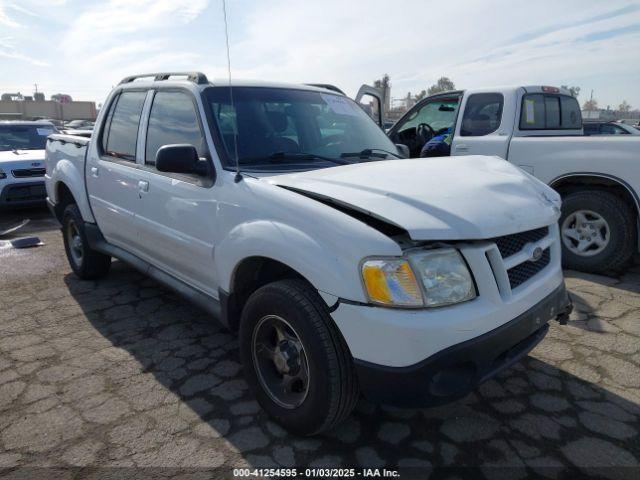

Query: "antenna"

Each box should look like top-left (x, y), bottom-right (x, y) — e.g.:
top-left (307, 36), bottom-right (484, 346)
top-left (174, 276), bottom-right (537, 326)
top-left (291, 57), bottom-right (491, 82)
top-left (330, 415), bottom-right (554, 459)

top-left (221, 0), bottom-right (242, 182)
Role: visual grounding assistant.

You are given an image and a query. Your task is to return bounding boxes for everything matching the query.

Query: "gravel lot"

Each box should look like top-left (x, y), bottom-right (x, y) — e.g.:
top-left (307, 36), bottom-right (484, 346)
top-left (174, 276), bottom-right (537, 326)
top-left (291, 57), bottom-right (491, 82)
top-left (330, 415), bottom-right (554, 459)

top-left (1, 208), bottom-right (639, 478)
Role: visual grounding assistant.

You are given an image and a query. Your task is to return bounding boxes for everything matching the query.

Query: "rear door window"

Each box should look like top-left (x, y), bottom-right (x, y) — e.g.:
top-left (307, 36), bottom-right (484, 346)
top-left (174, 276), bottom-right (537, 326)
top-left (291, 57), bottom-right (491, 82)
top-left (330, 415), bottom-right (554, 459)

top-left (460, 93), bottom-right (503, 136)
top-left (520, 93), bottom-right (582, 130)
top-left (103, 91), bottom-right (147, 161)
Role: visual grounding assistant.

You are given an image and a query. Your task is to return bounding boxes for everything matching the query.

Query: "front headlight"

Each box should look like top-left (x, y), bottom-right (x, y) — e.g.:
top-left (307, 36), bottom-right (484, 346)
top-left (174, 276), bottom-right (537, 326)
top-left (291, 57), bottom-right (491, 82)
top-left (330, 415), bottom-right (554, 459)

top-left (410, 249), bottom-right (476, 307)
top-left (361, 249), bottom-right (476, 308)
top-left (361, 259), bottom-right (423, 307)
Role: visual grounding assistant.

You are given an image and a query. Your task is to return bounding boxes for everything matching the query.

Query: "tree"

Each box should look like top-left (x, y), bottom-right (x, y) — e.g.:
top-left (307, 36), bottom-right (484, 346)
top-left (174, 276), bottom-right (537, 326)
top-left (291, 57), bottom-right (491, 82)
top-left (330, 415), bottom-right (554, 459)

top-left (414, 90), bottom-right (427, 101)
top-left (561, 85), bottom-right (580, 98)
top-left (618, 100), bottom-right (631, 113)
top-left (583, 98), bottom-right (598, 111)
top-left (427, 77), bottom-right (455, 95)
top-left (373, 74), bottom-right (391, 111)
top-left (373, 74), bottom-right (390, 91)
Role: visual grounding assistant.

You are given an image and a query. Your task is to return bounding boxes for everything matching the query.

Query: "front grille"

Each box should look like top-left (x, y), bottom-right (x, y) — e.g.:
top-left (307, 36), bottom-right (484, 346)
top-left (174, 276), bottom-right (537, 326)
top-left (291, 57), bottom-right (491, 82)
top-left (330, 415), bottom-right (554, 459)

top-left (493, 226), bottom-right (549, 259)
top-left (12, 168), bottom-right (45, 178)
top-left (2, 183), bottom-right (46, 203)
top-left (507, 248), bottom-right (550, 289)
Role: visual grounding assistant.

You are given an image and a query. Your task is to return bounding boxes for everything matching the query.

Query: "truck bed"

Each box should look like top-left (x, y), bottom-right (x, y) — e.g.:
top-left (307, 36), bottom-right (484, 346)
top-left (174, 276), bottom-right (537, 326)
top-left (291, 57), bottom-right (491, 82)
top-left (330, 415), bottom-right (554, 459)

top-left (508, 135), bottom-right (640, 187)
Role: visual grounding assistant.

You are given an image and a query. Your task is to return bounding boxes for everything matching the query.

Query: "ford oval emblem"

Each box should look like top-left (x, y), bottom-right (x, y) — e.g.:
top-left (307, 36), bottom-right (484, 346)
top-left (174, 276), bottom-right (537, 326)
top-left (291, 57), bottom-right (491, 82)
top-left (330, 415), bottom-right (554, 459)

top-left (531, 246), bottom-right (543, 262)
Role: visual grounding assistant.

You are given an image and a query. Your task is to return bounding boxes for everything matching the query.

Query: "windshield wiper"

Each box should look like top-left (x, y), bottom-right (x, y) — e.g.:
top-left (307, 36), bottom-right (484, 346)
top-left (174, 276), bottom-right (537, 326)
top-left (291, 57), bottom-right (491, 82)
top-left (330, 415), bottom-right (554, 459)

top-left (240, 152), bottom-right (351, 166)
top-left (340, 148), bottom-right (403, 160)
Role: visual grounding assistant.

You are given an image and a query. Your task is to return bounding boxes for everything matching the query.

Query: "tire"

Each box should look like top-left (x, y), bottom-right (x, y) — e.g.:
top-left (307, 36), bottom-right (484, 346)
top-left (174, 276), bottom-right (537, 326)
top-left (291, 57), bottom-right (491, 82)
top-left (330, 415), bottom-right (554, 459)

top-left (239, 279), bottom-right (359, 436)
top-left (62, 203), bottom-right (111, 280)
top-left (559, 190), bottom-right (635, 274)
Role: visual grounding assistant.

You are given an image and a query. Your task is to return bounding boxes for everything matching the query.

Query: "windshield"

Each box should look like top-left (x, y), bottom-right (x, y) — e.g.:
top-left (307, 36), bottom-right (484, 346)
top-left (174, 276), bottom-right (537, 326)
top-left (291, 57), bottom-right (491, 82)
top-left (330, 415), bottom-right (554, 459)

top-left (204, 87), bottom-right (399, 171)
top-left (400, 98), bottom-right (460, 132)
top-left (0, 125), bottom-right (56, 151)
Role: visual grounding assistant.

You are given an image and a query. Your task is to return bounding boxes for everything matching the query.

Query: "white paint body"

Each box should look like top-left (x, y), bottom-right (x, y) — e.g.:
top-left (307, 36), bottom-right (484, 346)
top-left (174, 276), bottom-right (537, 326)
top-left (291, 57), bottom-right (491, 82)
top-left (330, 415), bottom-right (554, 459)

top-left (45, 80), bottom-right (564, 368)
top-left (446, 86), bottom-right (640, 211)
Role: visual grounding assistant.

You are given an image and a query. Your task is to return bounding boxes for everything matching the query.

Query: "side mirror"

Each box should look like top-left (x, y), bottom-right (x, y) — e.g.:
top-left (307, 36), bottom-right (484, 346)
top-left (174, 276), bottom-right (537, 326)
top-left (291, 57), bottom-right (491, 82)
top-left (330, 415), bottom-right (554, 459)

top-left (395, 144), bottom-right (410, 158)
top-left (155, 144), bottom-right (207, 175)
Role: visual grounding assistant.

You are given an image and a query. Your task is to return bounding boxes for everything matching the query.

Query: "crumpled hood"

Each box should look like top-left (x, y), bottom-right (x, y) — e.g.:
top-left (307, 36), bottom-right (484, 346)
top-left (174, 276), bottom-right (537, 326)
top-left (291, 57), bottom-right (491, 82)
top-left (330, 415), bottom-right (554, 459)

top-left (269, 156), bottom-right (561, 240)
top-left (0, 149), bottom-right (45, 169)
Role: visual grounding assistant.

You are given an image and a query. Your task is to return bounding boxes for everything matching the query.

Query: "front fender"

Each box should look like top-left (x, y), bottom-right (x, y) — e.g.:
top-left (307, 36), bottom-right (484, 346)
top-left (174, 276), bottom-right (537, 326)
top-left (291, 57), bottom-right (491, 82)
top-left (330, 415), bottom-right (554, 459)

top-left (215, 219), bottom-right (366, 303)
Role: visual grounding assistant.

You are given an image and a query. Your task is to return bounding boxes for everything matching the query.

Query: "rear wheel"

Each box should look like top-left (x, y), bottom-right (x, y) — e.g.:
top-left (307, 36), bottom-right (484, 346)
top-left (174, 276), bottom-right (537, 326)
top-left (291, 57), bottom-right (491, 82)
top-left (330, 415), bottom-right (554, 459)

top-left (559, 190), bottom-right (635, 274)
top-left (62, 204), bottom-right (111, 279)
top-left (239, 279), bottom-right (359, 436)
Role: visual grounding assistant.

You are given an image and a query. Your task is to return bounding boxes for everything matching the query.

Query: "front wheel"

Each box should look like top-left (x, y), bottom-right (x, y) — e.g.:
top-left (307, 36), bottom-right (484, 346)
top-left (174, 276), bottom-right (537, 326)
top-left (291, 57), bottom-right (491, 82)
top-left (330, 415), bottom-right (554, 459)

top-left (239, 279), bottom-right (359, 436)
top-left (62, 204), bottom-right (112, 280)
top-left (559, 190), bottom-right (635, 274)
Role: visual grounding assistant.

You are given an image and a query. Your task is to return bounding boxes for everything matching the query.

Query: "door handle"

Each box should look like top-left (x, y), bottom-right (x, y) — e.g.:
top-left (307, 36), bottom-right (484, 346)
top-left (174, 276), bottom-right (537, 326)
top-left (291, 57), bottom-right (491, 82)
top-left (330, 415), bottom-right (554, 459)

top-left (138, 180), bottom-right (149, 193)
top-left (90, 166), bottom-right (99, 177)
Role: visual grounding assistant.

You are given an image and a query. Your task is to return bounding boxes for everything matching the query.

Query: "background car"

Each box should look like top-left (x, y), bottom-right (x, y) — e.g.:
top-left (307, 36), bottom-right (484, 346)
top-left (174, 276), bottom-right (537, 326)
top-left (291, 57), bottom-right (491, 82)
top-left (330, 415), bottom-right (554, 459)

top-left (63, 119), bottom-right (95, 130)
top-left (33, 118), bottom-right (65, 129)
top-left (0, 121), bottom-right (57, 208)
top-left (583, 120), bottom-right (640, 135)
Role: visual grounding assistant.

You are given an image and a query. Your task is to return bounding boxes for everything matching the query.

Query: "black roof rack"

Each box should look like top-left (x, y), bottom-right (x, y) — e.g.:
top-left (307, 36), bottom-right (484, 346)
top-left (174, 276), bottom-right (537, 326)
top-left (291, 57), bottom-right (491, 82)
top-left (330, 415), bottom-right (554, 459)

top-left (118, 72), bottom-right (209, 85)
top-left (305, 83), bottom-right (346, 95)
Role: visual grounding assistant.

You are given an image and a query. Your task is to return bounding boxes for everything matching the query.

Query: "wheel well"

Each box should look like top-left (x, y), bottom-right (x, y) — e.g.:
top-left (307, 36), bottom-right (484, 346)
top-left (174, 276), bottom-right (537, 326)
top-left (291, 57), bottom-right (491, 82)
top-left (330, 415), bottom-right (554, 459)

top-left (551, 175), bottom-right (638, 219)
top-left (225, 257), bottom-right (306, 331)
top-left (54, 182), bottom-right (76, 222)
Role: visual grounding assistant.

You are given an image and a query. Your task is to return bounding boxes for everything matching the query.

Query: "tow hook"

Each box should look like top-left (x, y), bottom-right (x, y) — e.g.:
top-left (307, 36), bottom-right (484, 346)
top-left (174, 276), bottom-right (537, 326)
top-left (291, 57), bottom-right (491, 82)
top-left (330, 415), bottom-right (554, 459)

top-left (555, 295), bottom-right (573, 326)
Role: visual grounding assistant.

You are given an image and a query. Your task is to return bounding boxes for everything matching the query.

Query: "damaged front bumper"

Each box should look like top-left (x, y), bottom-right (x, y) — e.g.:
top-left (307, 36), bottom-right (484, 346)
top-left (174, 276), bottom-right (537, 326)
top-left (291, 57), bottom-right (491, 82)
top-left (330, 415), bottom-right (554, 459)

top-left (353, 283), bottom-right (572, 408)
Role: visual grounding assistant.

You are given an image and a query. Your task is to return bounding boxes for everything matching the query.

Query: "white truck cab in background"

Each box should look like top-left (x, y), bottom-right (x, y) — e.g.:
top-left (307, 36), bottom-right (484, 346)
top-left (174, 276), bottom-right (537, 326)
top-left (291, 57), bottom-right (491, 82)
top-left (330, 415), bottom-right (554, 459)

top-left (45, 72), bottom-right (571, 435)
top-left (382, 86), bottom-right (640, 274)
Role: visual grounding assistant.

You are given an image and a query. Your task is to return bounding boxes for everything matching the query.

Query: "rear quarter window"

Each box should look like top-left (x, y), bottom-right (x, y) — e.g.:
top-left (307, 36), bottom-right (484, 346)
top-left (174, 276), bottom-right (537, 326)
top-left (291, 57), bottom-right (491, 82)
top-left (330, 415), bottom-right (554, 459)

top-left (519, 93), bottom-right (581, 130)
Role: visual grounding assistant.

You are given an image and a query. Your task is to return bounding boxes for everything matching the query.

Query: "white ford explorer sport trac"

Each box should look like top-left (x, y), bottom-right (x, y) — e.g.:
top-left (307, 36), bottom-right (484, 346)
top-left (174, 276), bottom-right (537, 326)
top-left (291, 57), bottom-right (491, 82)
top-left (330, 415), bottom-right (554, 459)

top-left (45, 72), bottom-right (571, 435)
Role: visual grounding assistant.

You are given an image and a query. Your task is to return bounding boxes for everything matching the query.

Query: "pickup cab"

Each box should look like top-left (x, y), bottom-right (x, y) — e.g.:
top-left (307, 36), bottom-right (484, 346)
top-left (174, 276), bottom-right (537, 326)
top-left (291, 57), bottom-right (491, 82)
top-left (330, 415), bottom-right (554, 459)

top-left (0, 121), bottom-right (56, 207)
top-left (383, 86), bottom-right (640, 274)
top-left (45, 72), bottom-right (571, 435)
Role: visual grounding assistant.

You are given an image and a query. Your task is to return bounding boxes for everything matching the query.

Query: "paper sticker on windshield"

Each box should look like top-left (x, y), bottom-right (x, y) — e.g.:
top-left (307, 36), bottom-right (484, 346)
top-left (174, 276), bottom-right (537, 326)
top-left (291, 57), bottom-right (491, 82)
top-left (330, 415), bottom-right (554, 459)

top-left (36, 128), bottom-right (54, 136)
top-left (524, 99), bottom-right (535, 124)
top-left (320, 94), bottom-right (358, 116)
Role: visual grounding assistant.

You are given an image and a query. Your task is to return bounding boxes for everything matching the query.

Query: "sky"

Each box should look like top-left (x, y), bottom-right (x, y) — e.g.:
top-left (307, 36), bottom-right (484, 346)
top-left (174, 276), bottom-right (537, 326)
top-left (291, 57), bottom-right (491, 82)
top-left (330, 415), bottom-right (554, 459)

top-left (1, 0), bottom-right (639, 109)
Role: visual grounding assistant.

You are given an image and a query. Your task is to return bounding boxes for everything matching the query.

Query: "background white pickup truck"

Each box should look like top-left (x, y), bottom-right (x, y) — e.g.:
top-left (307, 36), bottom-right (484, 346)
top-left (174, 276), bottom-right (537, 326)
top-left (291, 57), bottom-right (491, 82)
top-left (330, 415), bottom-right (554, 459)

top-left (45, 72), bottom-right (570, 435)
top-left (378, 86), bottom-right (640, 274)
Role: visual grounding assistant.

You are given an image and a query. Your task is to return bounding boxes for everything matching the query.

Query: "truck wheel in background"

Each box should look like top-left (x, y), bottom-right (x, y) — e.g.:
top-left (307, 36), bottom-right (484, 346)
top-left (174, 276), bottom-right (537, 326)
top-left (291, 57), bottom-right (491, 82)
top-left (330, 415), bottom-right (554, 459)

top-left (239, 279), bottom-right (359, 436)
top-left (62, 204), bottom-right (112, 280)
top-left (559, 190), bottom-right (635, 274)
